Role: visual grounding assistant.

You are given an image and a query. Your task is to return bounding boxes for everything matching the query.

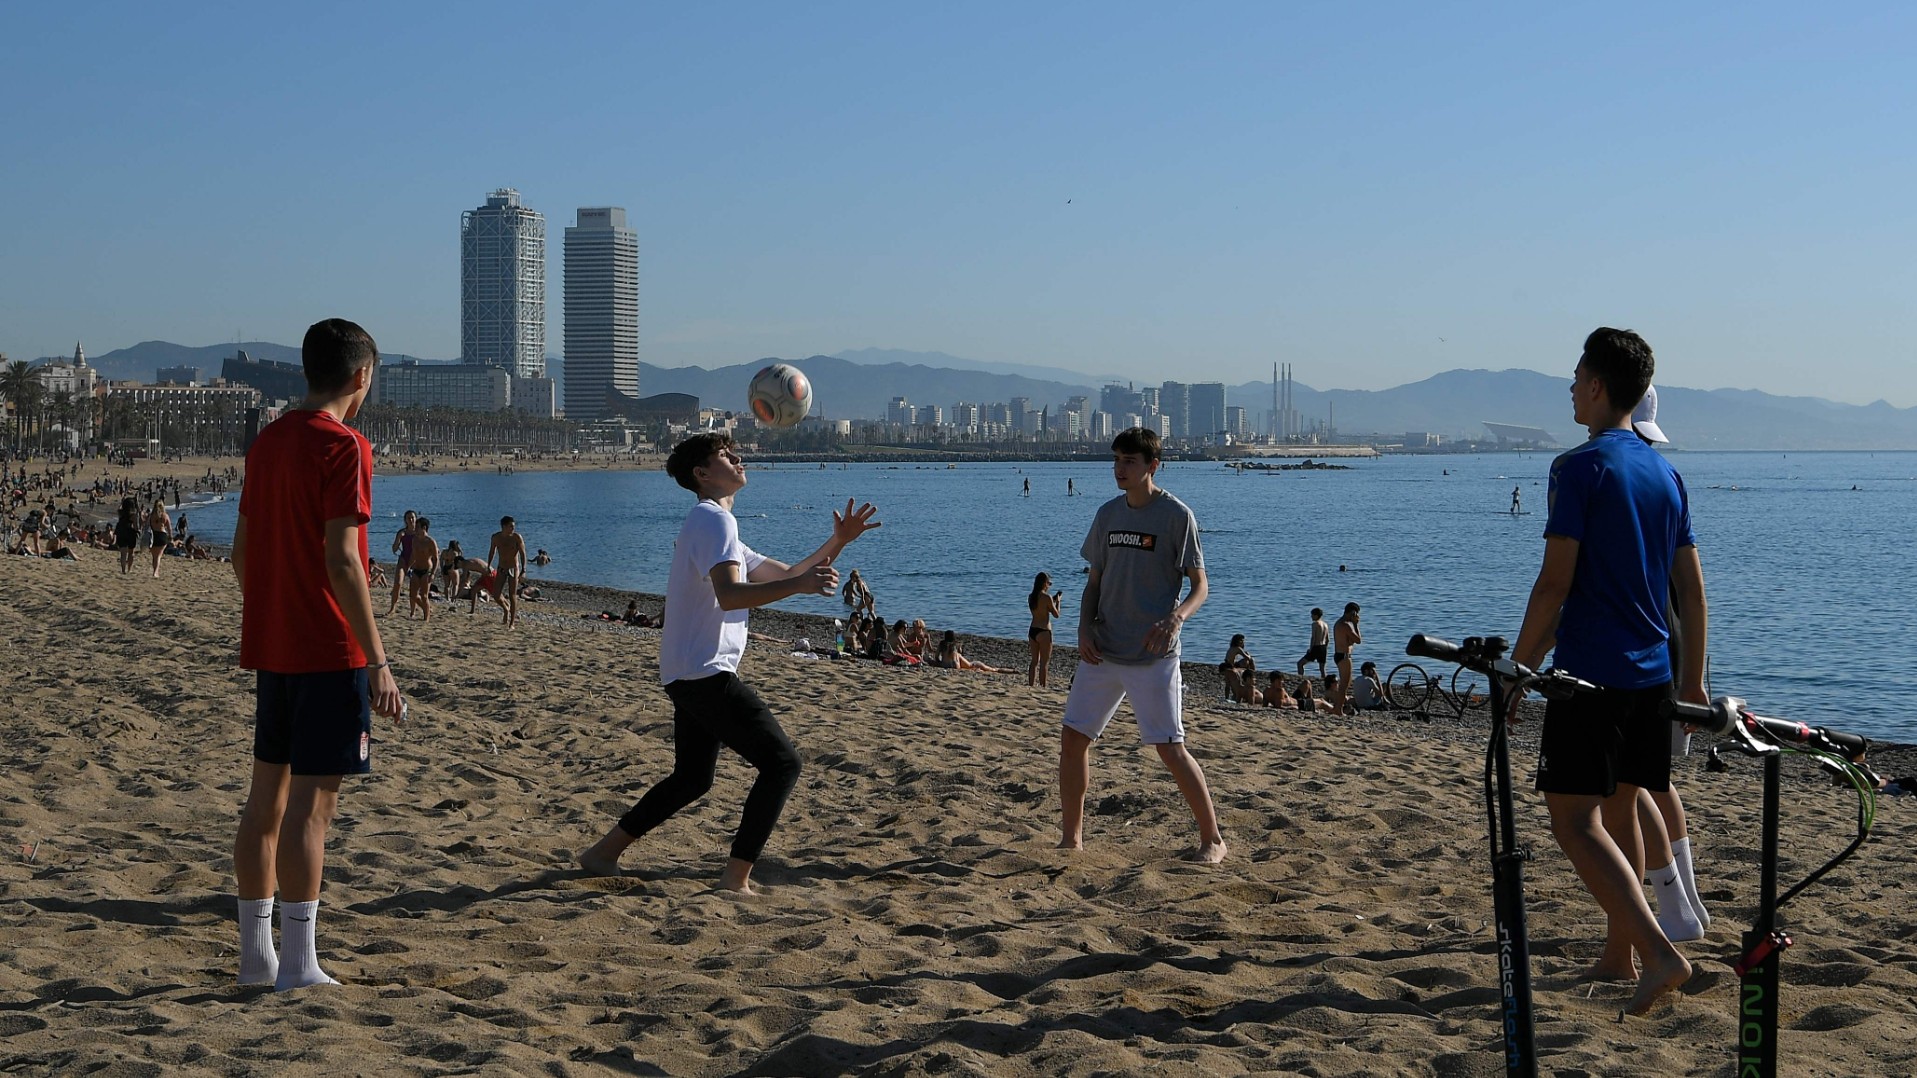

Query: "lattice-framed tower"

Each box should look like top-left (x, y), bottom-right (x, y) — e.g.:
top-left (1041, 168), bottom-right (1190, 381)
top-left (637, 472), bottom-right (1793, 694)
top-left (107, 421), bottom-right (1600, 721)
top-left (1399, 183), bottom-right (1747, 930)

top-left (461, 188), bottom-right (546, 378)
top-left (562, 207), bottom-right (640, 420)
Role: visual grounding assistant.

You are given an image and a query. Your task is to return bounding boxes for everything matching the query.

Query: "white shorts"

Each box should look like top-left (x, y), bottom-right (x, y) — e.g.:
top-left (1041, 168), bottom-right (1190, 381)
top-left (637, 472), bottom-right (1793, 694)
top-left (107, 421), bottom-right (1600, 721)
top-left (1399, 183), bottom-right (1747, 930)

top-left (1062, 655), bottom-right (1185, 745)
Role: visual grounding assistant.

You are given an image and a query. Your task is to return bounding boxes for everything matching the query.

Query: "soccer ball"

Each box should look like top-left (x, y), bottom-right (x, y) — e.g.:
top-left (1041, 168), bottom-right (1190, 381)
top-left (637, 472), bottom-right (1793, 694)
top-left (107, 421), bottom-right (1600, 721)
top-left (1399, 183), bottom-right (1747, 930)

top-left (748, 363), bottom-right (813, 428)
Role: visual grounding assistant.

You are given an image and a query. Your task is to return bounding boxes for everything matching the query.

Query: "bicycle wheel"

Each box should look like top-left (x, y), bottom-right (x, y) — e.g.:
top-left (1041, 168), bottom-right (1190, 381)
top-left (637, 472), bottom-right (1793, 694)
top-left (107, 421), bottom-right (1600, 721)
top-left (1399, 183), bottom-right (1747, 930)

top-left (1448, 666), bottom-right (1489, 714)
top-left (1385, 663), bottom-right (1432, 712)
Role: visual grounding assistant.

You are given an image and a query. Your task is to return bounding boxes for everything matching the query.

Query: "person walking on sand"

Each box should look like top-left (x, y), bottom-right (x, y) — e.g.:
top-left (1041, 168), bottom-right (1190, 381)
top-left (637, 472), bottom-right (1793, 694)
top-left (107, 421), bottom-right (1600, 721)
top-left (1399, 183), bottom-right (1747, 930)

top-left (1296, 607), bottom-right (1329, 681)
top-left (1508, 328), bottom-right (1706, 1017)
top-left (1057, 427), bottom-right (1227, 864)
top-left (383, 510), bottom-right (416, 615)
top-left (406, 517), bottom-right (439, 621)
top-left (146, 497), bottom-right (171, 578)
top-left (1027, 571), bottom-right (1062, 687)
top-left (230, 318), bottom-right (405, 991)
top-left (114, 496), bottom-right (139, 574)
top-left (578, 432), bottom-right (881, 893)
top-left (485, 516), bottom-right (528, 628)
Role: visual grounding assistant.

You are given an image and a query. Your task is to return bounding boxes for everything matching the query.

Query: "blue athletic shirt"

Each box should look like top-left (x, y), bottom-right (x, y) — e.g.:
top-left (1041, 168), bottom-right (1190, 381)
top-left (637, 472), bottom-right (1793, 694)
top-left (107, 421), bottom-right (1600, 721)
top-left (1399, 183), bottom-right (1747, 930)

top-left (1543, 428), bottom-right (1696, 690)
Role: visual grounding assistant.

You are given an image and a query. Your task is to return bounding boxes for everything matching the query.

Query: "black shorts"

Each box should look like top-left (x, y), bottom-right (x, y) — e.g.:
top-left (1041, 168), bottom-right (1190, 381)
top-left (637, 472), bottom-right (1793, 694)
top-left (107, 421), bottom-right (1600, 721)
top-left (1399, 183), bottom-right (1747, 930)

top-left (1301, 644), bottom-right (1327, 664)
top-left (1333, 651), bottom-right (1350, 664)
top-left (253, 668), bottom-right (373, 776)
top-left (1535, 681), bottom-right (1673, 797)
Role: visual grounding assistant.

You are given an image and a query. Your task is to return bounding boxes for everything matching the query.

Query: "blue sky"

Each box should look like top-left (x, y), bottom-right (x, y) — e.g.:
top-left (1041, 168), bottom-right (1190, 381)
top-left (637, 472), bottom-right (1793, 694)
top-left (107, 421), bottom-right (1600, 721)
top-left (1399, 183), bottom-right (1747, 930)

top-left (3, 2), bottom-right (1914, 404)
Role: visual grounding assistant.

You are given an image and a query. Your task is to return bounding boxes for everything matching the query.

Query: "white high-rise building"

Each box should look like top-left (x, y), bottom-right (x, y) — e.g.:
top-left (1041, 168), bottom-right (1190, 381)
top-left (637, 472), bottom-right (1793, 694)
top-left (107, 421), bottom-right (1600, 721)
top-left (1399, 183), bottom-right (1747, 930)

top-left (562, 207), bottom-right (639, 420)
top-left (461, 188), bottom-right (546, 380)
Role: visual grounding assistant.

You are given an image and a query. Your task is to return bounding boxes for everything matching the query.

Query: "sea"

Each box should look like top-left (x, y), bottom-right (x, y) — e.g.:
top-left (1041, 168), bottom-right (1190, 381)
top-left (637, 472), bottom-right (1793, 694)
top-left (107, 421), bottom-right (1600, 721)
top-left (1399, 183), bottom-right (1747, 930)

top-left (180, 451), bottom-right (1916, 744)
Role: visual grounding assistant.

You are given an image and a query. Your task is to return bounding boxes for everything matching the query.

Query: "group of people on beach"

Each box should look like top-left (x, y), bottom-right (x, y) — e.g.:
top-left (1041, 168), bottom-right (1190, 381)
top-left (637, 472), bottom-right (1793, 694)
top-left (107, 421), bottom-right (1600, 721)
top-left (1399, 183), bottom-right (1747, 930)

top-left (1216, 604), bottom-right (1383, 714)
top-left (228, 320), bottom-right (1713, 1021)
top-left (377, 509), bottom-right (534, 626)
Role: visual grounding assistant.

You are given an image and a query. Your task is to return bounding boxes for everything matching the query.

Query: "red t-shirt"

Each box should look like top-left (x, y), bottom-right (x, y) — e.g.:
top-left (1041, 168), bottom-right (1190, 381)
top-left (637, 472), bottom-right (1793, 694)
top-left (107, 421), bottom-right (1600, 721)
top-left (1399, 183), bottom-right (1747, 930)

top-left (238, 409), bottom-right (373, 673)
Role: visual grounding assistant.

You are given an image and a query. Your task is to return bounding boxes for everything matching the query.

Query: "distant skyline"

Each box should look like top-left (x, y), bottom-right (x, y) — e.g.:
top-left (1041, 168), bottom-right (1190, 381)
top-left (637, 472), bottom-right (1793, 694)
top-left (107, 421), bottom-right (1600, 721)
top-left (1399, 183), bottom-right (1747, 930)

top-left (3, 4), bottom-right (1915, 406)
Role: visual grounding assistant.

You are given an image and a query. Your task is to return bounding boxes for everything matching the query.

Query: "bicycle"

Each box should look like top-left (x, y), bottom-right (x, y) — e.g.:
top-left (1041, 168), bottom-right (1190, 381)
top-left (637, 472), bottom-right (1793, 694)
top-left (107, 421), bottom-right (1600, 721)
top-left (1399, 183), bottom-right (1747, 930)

top-left (1384, 659), bottom-right (1490, 718)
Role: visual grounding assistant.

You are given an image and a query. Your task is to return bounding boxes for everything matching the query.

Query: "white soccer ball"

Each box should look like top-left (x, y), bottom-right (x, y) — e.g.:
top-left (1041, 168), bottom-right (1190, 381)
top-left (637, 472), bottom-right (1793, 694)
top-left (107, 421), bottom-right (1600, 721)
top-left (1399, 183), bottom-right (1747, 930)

top-left (748, 363), bottom-right (813, 428)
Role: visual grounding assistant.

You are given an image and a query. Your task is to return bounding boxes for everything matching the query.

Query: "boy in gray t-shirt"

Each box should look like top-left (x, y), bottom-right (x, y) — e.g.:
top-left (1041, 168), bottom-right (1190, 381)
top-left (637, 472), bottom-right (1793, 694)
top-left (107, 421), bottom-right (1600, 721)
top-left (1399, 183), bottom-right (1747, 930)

top-left (1058, 427), bottom-right (1227, 864)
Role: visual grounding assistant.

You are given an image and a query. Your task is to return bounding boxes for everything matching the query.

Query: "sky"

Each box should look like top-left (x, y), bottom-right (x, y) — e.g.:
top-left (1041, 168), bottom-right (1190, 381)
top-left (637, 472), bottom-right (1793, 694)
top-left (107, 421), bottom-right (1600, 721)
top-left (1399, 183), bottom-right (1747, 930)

top-left (3, 2), bottom-right (1914, 404)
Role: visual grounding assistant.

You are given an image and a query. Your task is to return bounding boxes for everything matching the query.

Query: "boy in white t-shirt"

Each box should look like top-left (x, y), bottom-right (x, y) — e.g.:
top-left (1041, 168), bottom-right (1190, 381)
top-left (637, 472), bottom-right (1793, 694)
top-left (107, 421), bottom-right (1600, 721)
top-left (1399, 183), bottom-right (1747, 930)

top-left (577, 433), bottom-right (880, 893)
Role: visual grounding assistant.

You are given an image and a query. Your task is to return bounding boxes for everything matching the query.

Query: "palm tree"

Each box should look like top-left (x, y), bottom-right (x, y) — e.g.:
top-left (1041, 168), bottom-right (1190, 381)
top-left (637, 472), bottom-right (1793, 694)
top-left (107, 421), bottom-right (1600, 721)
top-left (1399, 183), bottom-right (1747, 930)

top-left (1, 360), bottom-right (43, 451)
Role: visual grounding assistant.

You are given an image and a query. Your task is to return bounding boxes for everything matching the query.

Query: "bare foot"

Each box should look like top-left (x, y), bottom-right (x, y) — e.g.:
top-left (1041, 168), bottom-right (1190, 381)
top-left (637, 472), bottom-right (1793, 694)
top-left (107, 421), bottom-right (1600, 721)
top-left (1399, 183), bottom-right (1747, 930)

top-left (577, 851), bottom-right (623, 877)
top-left (1625, 954), bottom-right (1691, 1016)
top-left (1189, 839), bottom-right (1228, 864)
top-left (1055, 836), bottom-right (1083, 851)
top-left (719, 858), bottom-right (757, 893)
top-left (1579, 961), bottom-right (1638, 983)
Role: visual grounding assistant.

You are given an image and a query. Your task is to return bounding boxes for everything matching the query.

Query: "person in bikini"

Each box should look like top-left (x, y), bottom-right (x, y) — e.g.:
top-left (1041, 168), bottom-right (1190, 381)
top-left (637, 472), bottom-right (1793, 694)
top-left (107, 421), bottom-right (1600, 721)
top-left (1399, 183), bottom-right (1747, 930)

top-left (147, 497), bottom-right (172, 578)
top-left (384, 510), bottom-right (416, 616)
top-left (935, 630), bottom-right (1008, 673)
top-left (1026, 572), bottom-right (1062, 687)
top-left (1220, 633), bottom-right (1257, 702)
top-left (1331, 603), bottom-right (1363, 712)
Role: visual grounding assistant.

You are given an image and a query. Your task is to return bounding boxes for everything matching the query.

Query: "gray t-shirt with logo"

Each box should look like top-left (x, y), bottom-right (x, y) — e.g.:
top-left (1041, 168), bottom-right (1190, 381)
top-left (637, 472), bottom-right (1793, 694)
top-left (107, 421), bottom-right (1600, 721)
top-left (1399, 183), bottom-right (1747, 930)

top-left (1079, 490), bottom-right (1204, 664)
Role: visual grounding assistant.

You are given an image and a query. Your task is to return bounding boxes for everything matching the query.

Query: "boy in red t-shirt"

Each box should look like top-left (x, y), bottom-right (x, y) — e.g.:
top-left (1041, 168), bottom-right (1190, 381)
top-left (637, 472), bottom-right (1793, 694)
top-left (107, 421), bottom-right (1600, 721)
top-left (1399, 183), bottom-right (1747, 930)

top-left (231, 318), bottom-right (405, 991)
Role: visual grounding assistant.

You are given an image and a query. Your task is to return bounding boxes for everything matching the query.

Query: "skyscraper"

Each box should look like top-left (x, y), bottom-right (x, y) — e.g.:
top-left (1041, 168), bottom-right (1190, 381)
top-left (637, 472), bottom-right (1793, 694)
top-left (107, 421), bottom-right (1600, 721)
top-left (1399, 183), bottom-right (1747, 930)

top-left (1158, 381), bottom-right (1189, 440)
top-left (1189, 382), bottom-right (1227, 440)
top-left (562, 207), bottom-right (639, 420)
top-left (461, 188), bottom-right (546, 379)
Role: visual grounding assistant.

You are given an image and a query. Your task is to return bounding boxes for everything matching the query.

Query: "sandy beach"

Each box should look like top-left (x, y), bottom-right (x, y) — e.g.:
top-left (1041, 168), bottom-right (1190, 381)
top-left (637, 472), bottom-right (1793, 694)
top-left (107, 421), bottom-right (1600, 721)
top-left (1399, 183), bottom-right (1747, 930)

top-left (2, 553), bottom-right (1914, 1076)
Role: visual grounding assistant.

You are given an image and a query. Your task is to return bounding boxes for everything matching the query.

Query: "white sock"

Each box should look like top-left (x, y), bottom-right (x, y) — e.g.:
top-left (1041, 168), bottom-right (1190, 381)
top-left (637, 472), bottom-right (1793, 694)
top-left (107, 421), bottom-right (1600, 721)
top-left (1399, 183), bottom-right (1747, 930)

top-left (237, 897), bottom-right (278, 986)
top-left (1649, 862), bottom-right (1704, 942)
top-left (1673, 836), bottom-right (1710, 930)
top-left (274, 899), bottom-right (339, 991)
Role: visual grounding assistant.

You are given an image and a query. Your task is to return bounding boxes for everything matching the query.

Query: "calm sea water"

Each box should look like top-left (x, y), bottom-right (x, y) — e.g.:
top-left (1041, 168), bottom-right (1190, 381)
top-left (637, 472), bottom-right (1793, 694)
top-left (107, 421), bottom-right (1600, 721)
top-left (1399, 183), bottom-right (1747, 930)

top-left (183, 451), bottom-right (1916, 743)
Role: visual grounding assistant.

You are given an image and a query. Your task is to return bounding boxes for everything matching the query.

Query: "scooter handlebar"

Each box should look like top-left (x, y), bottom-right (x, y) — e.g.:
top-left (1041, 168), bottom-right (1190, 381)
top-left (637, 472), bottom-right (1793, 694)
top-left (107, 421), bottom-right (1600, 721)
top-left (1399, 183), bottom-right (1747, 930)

top-left (1660, 696), bottom-right (1870, 757)
top-left (1406, 634), bottom-right (1462, 662)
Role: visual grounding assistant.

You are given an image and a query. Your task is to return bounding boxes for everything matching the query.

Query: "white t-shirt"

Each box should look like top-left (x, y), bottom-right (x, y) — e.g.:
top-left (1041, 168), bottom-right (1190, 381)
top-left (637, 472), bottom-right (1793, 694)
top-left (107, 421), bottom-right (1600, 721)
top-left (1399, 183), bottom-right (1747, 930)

top-left (659, 500), bottom-right (767, 685)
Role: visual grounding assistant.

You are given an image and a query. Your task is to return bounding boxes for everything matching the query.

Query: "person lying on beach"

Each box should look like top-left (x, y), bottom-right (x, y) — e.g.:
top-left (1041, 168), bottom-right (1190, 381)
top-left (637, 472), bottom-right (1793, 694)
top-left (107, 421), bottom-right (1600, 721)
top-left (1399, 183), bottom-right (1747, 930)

top-left (933, 630), bottom-right (1008, 673)
top-left (1263, 671), bottom-right (1296, 709)
top-left (620, 599), bottom-right (662, 627)
top-left (1294, 677), bottom-right (1334, 713)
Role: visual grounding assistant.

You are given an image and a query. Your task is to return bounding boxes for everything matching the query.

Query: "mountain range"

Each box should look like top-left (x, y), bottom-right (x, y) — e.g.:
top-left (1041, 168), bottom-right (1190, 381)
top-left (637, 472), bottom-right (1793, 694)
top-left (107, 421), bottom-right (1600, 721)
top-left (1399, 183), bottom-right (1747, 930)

top-left (41, 342), bottom-right (1917, 451)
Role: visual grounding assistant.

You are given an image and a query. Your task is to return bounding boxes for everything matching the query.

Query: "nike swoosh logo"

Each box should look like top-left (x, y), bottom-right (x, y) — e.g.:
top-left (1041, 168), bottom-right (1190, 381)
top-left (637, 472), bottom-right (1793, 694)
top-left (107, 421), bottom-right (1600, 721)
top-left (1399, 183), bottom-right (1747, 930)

top-left (254, 914), bottom-right (273, 919)
top-left (290, 916), bottom-right (311, 922)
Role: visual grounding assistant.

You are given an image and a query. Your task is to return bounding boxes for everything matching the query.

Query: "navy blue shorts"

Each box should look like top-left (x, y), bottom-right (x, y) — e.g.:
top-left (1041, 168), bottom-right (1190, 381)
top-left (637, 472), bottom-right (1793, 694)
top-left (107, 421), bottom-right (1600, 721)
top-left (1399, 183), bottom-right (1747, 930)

top-left (253, 668), bottom-right (373, 776)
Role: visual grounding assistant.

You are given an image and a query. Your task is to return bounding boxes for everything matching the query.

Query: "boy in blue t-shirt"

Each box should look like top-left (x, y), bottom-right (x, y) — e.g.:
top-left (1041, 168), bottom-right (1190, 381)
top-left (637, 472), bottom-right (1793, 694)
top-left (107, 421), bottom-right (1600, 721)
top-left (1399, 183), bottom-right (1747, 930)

top-left (1509, 328), bottom-right (1709, 1018)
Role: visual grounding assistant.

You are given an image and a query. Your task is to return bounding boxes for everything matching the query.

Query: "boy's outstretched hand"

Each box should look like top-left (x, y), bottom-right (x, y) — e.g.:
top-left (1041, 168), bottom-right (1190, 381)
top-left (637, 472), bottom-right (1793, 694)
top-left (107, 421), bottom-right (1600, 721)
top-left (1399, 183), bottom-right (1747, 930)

top-left (832, 499), bottom-right (882, 547)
